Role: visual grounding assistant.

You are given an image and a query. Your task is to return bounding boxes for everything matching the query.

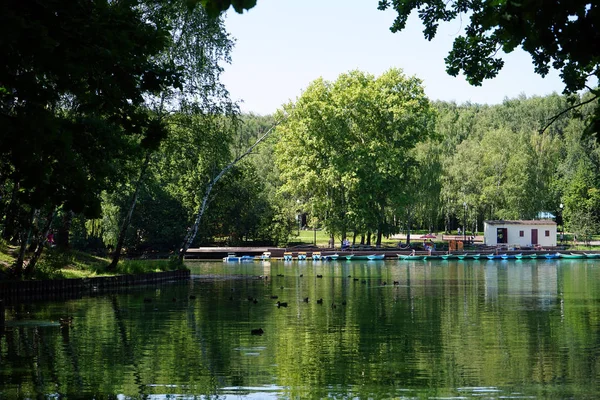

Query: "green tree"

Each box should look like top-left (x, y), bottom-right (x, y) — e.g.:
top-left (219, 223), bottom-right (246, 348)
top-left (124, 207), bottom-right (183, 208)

top-left (0, 0), bottom-right (181, 277)
top-left (378, 0), bottom-right (600, 135)
top-left (275, 69), bottom-right (435, 246)
top-left (107, 0), bottom-right (236, 269)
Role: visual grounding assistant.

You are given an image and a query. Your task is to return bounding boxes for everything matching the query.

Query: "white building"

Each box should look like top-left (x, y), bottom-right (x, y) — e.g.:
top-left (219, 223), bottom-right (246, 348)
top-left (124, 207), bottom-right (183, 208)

top-left (483, 220), bottom-right (557, 248)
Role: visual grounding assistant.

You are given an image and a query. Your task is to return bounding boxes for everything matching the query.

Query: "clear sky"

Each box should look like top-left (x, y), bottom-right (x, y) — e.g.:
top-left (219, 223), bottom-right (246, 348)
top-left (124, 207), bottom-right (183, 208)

top-left (221, 0), bottom-right (565, 115)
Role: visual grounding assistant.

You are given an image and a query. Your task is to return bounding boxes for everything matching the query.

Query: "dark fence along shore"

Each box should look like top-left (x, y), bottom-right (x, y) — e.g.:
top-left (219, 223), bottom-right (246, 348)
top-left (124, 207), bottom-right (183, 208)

top-left (0, 269), bottom-right (190, 304)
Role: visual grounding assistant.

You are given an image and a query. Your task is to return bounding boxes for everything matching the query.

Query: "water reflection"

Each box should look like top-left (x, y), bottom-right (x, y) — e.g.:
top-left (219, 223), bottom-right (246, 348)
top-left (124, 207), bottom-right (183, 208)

top-left (1, 259), bottom-right (599, 398)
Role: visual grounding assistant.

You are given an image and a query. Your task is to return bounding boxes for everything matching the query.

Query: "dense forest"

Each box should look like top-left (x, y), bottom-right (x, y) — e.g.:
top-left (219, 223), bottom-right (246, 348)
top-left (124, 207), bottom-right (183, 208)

top-left (1, 0), bottom-right (599, 278)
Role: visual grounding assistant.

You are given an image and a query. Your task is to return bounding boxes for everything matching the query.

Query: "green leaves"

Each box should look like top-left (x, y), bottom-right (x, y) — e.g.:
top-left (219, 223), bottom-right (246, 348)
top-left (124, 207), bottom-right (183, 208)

top-left (196, 0), bottom-right (257, 17)
top-left (275, 69), bottom-right (435, 243)
top-left (380, 0), bottom-right (600, 122)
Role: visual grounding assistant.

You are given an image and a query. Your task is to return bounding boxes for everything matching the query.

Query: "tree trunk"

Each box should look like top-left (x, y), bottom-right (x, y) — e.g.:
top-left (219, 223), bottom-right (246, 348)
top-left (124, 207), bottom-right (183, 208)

top-left (108, 151), bottom-right (151, 271)
top-left (178, 120), bottom-right (281, 262)
top-left (24, 208), bottom-right (56, 277)
top-left (2, 180), bottom-right (20, 242)
top-left (366, 231), bottom-right (371, 246)
top-left (376, 203), bottom-right (384, 247)
top-left (56, 210), bottom-right (73, 249)
top-left (13, 208), bottom-right (35, 278)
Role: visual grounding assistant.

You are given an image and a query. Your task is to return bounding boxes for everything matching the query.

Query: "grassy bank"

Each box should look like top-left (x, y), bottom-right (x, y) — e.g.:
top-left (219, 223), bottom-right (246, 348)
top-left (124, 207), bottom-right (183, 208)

top-left (0, 239), bottom-right (181, 280)
top-left (289, 229), bottom-right (444, 247)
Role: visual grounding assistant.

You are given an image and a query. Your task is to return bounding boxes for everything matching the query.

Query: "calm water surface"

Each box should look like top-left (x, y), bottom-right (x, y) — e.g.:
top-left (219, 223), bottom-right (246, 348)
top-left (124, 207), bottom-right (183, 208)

top-left (2, 259), bottom-right (600, 399)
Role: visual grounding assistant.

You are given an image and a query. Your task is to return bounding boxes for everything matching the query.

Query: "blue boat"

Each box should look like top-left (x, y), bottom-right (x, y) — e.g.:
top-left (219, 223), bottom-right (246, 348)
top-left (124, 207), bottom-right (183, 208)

top-left (312, 252), bottom-right (322, 261)
top-left (367, 254), bottom-right (385, 260)
top-left (223, 253), bottom-right (254, 262)
top-left (223, 253), bottom-right (240, 262)
top-left (544, 253), bottom-right (560, 259)
top-left (486, 254), bottom-right (502, 260)
top-left (283, 252), bottom-right (293, 261)
top-left (298, 252), bottom-right (307, 261)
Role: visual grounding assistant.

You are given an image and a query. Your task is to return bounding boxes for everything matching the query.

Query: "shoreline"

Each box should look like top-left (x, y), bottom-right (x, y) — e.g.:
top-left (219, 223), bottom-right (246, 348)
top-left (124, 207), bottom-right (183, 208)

top-left (0, 269), bottom-right (190, 304)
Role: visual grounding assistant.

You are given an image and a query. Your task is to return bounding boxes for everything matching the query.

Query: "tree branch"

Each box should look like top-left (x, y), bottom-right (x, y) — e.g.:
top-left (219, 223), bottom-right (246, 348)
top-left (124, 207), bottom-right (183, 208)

top-left (540, 94), bottom-right (600, 134)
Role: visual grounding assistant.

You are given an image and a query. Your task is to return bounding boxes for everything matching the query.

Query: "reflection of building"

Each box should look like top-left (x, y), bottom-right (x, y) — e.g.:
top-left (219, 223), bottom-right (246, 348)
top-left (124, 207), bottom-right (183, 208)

top-left (483, 220), bottom-right (557, 247)
top-left (506, 263), bottom-right (558, 311)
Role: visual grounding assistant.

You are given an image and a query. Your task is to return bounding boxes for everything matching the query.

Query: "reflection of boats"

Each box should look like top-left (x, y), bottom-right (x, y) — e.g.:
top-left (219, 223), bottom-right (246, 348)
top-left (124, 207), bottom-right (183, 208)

top-left (298, 252), bottom-right (307, 261)
top-left (367, 254), bottom-right (385, 260)
top-left (441, 254), bottom-right (458, 260)
top-left (398, 255), bottom-right (424, 260)
top-left (312, 252), bottom-right (322, 261)
top-left (584, 253), bottom-right (600, 259)
top-left (501, 253), bottom-right (521, 260)
top-left (283, 252), bottom-right (293, 261)
top-left (558, 252), bottom-right (585, 259)
top-left (457, 253), bottom-right (481, 260)
top-left (323, 254), bottom-right (339, 261)
top-left (544, 253), bottom-right (560, 259)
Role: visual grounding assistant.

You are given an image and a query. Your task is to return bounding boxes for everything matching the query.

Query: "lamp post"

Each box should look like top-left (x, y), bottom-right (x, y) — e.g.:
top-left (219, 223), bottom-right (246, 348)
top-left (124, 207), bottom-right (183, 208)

top-left (463, 202), bottom-right (467, 242)
top-left (559, 203), bottom-right (564, 243)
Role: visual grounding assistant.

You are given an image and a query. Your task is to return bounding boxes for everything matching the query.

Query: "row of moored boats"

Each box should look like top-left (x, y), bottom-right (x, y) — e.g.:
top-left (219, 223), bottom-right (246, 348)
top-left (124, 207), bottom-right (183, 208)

top-left (224, 251), bottom-right (600, 262)
top-left (223, 251), bottom-right (387, 262)
top-left (398, 252), bottom-right (600, 261)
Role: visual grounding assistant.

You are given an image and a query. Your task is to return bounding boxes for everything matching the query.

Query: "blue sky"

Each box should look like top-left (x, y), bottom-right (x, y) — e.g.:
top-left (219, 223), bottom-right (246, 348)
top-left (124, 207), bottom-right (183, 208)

top-left (221, 0), bottom-right (565, 115)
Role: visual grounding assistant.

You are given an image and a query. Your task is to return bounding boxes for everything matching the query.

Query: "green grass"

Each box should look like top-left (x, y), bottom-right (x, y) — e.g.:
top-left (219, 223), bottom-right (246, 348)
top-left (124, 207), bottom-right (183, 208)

top-left (289, 229), bottom-right (408, 247)
top-left (0, 241), bottom-right (181, 280)
top-left (115, 259), bottom-right (175, 274)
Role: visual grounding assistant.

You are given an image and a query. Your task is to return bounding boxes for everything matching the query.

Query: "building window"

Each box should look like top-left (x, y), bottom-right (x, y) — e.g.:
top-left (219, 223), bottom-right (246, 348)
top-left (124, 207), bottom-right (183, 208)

top-left (519, 230), bottom-right (524, 237)
top-left (545, 230), bottom-right (550, 237)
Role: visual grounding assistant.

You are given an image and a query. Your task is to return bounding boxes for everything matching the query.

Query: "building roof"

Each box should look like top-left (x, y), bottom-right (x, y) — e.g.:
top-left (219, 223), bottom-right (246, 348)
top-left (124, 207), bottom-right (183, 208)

top-left (484, 220), bottom-right (557, 226)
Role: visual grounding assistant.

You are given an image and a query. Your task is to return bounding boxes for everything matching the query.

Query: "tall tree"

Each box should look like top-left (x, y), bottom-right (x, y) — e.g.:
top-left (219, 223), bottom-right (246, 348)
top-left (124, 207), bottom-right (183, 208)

top-left (275, 69), bottom-right (435, 246)
top-left (107, 0), bottom-right (236, 270)
top-left (0, 0), bottom-right (180, 277)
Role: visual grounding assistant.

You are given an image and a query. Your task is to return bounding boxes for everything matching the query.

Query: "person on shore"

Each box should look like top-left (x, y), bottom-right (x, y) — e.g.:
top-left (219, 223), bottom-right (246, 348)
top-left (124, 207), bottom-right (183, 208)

top-left (46, 231), bottom-right (55, 247)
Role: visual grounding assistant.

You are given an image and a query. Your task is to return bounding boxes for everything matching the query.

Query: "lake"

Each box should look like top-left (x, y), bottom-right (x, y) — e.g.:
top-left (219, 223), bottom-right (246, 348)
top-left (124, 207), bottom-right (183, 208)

top-left (1, 258), bottom-right (600, 399)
